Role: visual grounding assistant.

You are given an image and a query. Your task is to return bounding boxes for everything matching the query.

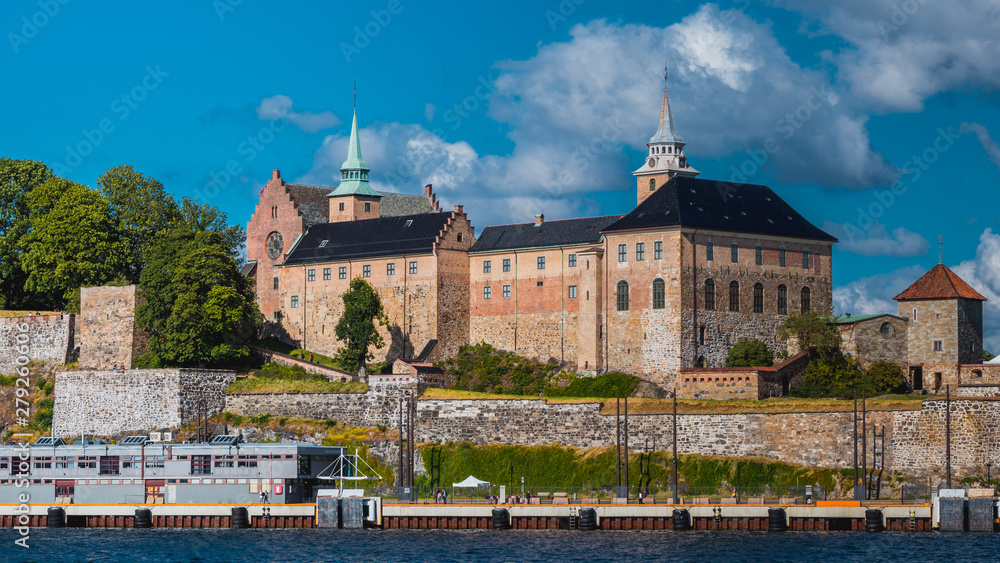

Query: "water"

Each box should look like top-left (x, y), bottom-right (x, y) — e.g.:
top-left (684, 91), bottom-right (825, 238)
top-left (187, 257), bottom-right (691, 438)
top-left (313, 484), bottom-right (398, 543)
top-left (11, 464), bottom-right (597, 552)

top-left (1, 528), bottom-right (995, 562)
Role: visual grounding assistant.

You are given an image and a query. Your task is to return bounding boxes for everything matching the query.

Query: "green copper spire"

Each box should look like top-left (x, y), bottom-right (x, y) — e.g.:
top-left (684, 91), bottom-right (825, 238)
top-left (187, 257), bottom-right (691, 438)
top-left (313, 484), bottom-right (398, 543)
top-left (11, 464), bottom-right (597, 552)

top-left (329, 103), bottom-right (381, 198)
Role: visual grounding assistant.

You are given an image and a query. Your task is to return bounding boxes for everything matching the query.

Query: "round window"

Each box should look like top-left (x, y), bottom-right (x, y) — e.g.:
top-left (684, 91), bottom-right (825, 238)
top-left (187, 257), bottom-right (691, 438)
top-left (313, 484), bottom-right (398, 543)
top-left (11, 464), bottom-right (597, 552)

top-left (880, 322), bottom-right (893, 338)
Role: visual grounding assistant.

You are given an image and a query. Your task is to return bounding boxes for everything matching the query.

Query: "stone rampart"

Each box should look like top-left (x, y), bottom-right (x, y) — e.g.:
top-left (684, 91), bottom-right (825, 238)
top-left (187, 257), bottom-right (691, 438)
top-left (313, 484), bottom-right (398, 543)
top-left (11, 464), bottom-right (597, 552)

top-left (224, 391), bottom-right (1000, 480)
top-left (53, 368), bottom-right (236, 436)
top-left (0, 314), bottom-right (73, 375)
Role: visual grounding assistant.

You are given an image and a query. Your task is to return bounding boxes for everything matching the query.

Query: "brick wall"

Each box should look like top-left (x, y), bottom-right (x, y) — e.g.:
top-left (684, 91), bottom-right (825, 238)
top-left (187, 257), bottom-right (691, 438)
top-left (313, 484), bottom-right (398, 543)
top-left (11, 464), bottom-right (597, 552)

top-left (53, 368), bottom-right (236, 436)
top-left (0, 314), bottom-right (73, 374)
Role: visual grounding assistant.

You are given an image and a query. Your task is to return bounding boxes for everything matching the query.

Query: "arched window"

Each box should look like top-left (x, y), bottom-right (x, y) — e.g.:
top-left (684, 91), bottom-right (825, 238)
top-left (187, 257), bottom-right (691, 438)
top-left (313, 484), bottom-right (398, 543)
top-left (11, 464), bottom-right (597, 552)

top-left (704, 279), bottom-right (715, 310)
top-left (729, 281), bottom-right (740, 312)
top-left (801, 286), bottom-right (811, 313)
top-left (777, 285), bottom-right (787, 315)
top-left (652, 278), bottom-right (665, 309)
top-left (753, 283), bottom-right (764, 314)
top-left (649, 178), bottom-right (656, 192)
top-left (616, 281), bottom-right (630, 311)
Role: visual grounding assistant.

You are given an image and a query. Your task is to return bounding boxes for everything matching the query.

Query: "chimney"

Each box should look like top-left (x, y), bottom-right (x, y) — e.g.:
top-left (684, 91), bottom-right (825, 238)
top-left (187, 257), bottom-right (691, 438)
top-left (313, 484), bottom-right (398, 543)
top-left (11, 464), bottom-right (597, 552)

top-left (424, 184), bottom-right (433, 196)
top-left (272, 169), bottom-right (281, 180)
top-left (454, 204), bottom-right (464, 215)
top-left (535, 213), bottom-right (544, 227)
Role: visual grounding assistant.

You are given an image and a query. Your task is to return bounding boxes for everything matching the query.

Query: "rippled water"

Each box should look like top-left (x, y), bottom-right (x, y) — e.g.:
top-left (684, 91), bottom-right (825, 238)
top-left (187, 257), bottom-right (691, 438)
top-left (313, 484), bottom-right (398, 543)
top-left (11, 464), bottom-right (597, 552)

top-left (2, 528), bottom-right (996, 563)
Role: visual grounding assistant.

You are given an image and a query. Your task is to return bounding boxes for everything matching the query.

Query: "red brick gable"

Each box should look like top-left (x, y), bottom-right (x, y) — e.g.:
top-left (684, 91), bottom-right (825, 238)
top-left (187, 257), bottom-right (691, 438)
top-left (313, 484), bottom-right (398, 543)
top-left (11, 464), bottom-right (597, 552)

top-left (893, 263), bottom-right (987, 302)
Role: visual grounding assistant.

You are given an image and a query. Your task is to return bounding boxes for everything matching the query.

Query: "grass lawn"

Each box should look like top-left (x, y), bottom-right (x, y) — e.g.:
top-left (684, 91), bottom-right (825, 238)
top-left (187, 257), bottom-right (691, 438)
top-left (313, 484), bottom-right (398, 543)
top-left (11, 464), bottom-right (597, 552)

top-left (226, 377), bottom-right (367, 394)
top-left (253, 338), bottom-right (354, 372)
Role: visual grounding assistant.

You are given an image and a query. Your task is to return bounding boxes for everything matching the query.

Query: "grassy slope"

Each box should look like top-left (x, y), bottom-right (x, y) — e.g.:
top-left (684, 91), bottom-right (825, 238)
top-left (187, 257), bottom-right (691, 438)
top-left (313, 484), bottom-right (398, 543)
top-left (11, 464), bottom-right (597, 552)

top-left (226, 377), bottom-right (367, 394)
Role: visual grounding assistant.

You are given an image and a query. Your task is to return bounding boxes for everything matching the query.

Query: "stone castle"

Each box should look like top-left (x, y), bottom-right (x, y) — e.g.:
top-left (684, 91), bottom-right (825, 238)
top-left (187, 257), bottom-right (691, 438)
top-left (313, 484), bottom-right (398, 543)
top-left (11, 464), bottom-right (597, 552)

top-left (245, 73), bottom-right (838, 388)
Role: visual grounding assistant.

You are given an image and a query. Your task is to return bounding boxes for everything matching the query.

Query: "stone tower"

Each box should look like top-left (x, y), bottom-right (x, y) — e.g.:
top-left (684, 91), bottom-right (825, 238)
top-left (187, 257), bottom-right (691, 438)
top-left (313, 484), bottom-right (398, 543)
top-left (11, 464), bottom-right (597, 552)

top-left (327, 105), bottom-right (382, 222)
top-left (633, 64), bottom-right (699, 206)
top-left (893, 263), bottom-right (986, 392)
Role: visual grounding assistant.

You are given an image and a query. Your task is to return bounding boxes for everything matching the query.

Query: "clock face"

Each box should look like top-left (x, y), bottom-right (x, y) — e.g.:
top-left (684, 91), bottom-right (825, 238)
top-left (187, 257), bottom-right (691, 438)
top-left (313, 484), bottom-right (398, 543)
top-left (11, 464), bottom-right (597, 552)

top-left (648, 157), bottom-right (656, 168)
top-left (266, 232), bottom-right (284, 260)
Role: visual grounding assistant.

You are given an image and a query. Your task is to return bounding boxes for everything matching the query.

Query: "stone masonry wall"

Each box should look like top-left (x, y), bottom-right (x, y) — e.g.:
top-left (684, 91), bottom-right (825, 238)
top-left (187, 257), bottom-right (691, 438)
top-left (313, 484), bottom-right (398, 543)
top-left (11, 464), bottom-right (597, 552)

top-left (225, 392), bottom-right (1000, 480)
top-left (78, 285), bottom-right (142, 369)
top-left (54, 368), bottom-right (235, 436)
top-left (0, 314), bottom-right (73, 375)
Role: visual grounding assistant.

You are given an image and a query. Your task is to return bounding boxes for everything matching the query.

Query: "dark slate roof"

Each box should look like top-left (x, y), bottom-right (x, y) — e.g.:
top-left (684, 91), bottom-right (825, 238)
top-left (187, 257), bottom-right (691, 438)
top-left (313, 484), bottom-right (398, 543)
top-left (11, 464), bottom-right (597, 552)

top-left (239, 260), bottom-right (257, 277)
top-left (283, 212), bottom-right (452, 265)
top-left (470, 216), bottom-right (622, 253)
top-left (381, 192), bottom-right (434, 216)
top-left (296, 203), bottom-right (327, 226)
top-left (603, 176), bottom-right (837, 242)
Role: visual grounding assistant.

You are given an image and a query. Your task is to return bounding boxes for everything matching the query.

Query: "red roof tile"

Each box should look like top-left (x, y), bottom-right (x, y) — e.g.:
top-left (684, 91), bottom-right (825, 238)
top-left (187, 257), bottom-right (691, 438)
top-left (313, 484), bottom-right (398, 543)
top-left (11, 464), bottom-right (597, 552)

top-left (893, 264), bottom-right (987, 302)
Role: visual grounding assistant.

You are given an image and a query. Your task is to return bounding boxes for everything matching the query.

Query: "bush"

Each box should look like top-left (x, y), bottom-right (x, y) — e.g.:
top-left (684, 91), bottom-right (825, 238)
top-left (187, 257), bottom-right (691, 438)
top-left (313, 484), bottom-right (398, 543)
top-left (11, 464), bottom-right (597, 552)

top-left (254, 362), bottom-right (310, 378)
top-left (791, 353), bottom-right (906, 399)
top-left (134, 352), bottom-right (163, 369)
top-left (725, 340), bottom-right (774, 367)
top-left (865, 361), bottom-right (907, 396)
top-left (545, 372), bottom-right (639, 398)
top-left (442, 342), bottom-right (559, 396)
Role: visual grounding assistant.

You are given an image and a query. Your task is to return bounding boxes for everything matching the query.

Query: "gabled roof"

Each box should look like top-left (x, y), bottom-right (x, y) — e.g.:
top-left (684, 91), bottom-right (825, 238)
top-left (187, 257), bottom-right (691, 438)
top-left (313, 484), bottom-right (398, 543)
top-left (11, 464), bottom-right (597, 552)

top-left (470, 216), bottom-right (622, 253)
top-left (285, 184), bottom-right (433, 221)
top-left (602, 175), bottom-right (837, 242)
top-left (893, 264), bottom-right (987, 302)
top-left (282, 212), bottom-right (453, 265)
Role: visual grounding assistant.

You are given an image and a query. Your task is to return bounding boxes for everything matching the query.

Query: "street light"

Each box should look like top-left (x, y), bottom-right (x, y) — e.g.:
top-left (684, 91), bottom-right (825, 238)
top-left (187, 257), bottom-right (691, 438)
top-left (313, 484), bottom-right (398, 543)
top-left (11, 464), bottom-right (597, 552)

top-left (986, 462), bottom-right (993, 489)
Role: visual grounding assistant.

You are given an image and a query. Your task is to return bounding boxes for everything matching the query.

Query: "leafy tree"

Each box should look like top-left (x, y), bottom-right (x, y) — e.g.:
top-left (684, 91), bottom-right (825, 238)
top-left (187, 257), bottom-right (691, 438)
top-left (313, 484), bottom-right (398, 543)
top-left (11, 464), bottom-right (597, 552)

top-left (984, 349), bottom-right (996, 362)
top-left (790, 351), bottom-right (862, 399)
top-left (725, 339), bottom-right (774, 367)
top-left (442, 342), bottom-right (560, 396)
top-left (778, 311), bottom-right (840, 351)
top-left (136, 202), bottom-right (258, 367)
top-left (0, 158), bottom-right (52, 309)
top-left (20, 178), bottom-right (125, 309)
top-left (98, 165), bottom-right (179, 283)
top-left (334, 278), bottom-right (389, 372)
top-left (866, 361), bottom-right (907, 395)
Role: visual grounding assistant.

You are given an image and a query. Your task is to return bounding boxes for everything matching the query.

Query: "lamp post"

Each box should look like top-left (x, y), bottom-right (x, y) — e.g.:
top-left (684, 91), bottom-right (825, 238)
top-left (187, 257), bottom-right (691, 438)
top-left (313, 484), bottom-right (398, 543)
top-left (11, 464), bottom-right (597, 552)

top-left (986, 462), bottom-right (993, 490)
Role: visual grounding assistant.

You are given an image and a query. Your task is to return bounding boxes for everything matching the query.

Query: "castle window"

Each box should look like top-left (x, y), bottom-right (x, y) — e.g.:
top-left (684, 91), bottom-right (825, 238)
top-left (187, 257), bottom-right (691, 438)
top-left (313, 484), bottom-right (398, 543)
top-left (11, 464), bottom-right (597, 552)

top-left (649, 178), bottom-right (656, 192)
top-left (706, 241), bottom-right (713, 261)
top-left (365, 202), bottom-right (371, 212)
top-left (668, 146), bottom-right (673, 154)
top-left (880, 322), bottom-right (892, 338)
top-left (731, 244), bottom-right (738, 263)
top-left (273, 277), bottom-right (279, 290)
top-left (705, 279), bottom-right (715, 311)
top-left (323, 268), bottom-right (331, 280)
top-left (652, 278), bottom-right (665, 309)
top-left (777, 285), bottom-right (787, 315)
top-left (568, 254), bottom-right (577, 267)
top-left (569, 285), bottom-right (578, 299)
top-left (503, 285), bottom-right (511, 298)
top-left (483, 286), bottom-right (492, 299)
top-left (802, 250), bottom-right (810, 269)
top-left (339, 267), bottom-right (347, 279)
top-left (457, 233), bottom-right (463, 243)
top-left (290, 296), bottom-right (299, 308)
top-left (409, 261), bottom-right (418, 274)
top-left (779, 249), bottom-right (786, 267)
top-left (362, 265), bottom-right (371, 277)
top-left (483, 260), bottom-right (491, 273)
top-left (636, 243), bottom-right (645, 261)
top-left (616, 281), bottom-right (630, 312)
top-left (339, 202), bottom-right (345, 212)
top-left (537, 281), bottom-right (543, 287)
top-left (537, 256), bottom-right (546, 269)
top-left (753, 283), bottom-right (764, 314)
top-left (387, 263), bottom-right (395, 276)
top-left (618, 244), bottom-right (627, 262)
top-left (503, 259), bottom-right (511, 272)
top-left (933, 340), bottom-right (943, 352)
top-left (800, 286), bottom-right (811, 313)
top-left (654, 241), bottom-right (662, 260)
top-left (729, 281), bottom-right (740, 312)
top-left (755, 246), bottom-right (762, 265)
top-left (307, 269), bottom-right (315, 282)
top-left (699, 327), bottom-right (705, 345)
top-left (912, 308), bottom-right (918, 322)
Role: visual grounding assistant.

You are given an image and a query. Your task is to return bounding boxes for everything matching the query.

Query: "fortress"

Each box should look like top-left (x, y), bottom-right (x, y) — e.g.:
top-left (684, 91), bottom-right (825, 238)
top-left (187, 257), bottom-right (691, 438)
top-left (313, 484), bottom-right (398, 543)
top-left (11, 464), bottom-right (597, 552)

top-left (246, 73), bottom-right (837, 388)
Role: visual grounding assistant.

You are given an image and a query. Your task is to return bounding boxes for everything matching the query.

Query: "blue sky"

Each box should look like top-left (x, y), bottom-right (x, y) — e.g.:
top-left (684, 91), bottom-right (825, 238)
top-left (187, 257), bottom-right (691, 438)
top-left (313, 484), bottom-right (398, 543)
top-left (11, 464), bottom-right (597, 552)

top-left (4, 1), bottom-right (1000, 345)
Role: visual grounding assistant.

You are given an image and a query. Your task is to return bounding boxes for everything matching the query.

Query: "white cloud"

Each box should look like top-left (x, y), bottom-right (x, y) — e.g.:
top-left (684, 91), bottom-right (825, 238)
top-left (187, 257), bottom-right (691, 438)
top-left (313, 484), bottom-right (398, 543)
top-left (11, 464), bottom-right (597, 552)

top-left (833, 264), bottom-right (924, 316)
top-left (951, 228), bottom-right (1000, 353)
top-left (961, 122), bottom-right (1000, 168)
top-left (775, 0), bottom-right (1000, 112)
top-left (823, 221), bottom-right (928, 257)
top-left (256, 95), bottom-right (341, 133)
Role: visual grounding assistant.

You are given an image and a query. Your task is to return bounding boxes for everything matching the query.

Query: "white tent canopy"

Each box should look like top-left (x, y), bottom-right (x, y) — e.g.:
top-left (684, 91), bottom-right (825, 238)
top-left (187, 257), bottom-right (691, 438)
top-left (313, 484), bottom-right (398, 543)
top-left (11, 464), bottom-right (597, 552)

top-left (452, 475), bottom-right (490, 488)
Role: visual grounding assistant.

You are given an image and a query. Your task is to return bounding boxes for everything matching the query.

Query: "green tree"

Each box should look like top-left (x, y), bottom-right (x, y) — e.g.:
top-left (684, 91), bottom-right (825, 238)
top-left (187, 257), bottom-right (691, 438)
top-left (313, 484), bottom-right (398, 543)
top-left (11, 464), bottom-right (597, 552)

top-left (778, 311), bottom-right (840, 351)
top-left (98, 165), bottom-right (179, 283)
top-left (136, 203), bottom-right (258, 367)
top-left (334, 278), bottom-right (389, 372)
top-left (984, 349), bottom-right (995, 362)
top-left (725, 339), bottom-right (774, 367)
top-left (0, 158), bottom-right (53, 309)
top-left (789, 351), bottom-right (863, 398)
top-left (865, 361), bottom-right (907, 395)
top-left (20, 178), bottom-right (125, 309)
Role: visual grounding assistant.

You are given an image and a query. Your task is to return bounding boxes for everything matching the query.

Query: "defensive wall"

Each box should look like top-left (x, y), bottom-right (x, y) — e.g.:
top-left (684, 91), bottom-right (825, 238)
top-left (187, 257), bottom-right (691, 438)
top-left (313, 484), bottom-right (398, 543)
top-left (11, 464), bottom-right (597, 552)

top-left (225, 391), bottom-right (1000, 480)
top-left (53, 369), bottom-right (236, 436)
top-left (0, 314), bottom-right (74, 375)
